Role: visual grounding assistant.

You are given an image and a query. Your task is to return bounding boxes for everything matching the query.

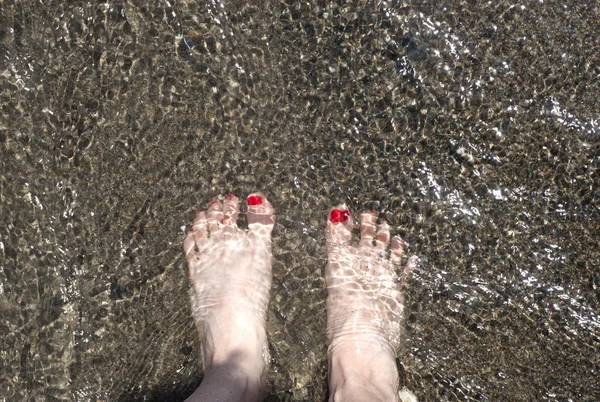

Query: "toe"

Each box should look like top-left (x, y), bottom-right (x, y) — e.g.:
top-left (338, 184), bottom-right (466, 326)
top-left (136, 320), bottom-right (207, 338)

top-left (183, 233), bottom-right (196, 260)
top-left (390, 236), bottom-right (405, 265)
top-left (184, 211), bottom-right (209, 260)
top-left (247, 193), bottom-right (276, 229)
top-left (358, 211), bottom-right (378, 247)
top-left (193, 210), bottom-right (209, 240)
top-left (404, 255), bottom-right (419, 278)
top-left (207, 200), bottom-right (224, 234)
top-left (374, 220), bottom-right (391, 250)
top-left (326, 204), bottom-right (354, 247)
top-left (223, 194), bottom-right (240, 226)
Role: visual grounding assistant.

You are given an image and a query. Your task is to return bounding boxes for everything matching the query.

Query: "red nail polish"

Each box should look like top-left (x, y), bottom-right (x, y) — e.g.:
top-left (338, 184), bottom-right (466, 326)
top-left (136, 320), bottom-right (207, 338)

top-left (226, 194), bottom-right (235, 200)
top-left (330, 209), bottom-right (349, 223)
top-left (210, 200), bottom-right (219, 206)
top-left (247, 195), bottom-right (262, 206)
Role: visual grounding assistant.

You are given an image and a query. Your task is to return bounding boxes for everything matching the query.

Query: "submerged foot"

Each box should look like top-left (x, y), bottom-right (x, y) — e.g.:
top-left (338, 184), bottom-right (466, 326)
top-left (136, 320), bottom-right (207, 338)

top-left (325, 205), bottom-right (417, 402)
top-left (183, 193), bottom-right (275, 397)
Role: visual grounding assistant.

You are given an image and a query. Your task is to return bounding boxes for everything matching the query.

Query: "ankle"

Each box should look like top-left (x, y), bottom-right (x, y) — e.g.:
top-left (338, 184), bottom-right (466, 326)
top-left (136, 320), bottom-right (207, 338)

top-left (198, 361), bottom-right (263, 402)
top-left (204, 345), bottom-right (267, 372)
top-left (194, 310), bottom-right (269, 402)
top-left (328, 341), bottom-right (399, 402)
top-left (202, 331), bottom-right (268, 378)
top-left (200, 308), bottom-right (268, 365)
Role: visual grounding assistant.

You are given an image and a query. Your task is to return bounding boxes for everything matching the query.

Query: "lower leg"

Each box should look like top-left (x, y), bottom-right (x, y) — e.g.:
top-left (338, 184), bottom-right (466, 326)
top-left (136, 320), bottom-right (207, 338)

top-left (186, 363), bottom-right (261, 402)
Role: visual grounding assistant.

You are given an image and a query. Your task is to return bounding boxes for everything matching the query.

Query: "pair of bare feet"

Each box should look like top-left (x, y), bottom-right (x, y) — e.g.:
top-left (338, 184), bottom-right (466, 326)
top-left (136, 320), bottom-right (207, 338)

top-left (183, 193), bottom-right (416, 402)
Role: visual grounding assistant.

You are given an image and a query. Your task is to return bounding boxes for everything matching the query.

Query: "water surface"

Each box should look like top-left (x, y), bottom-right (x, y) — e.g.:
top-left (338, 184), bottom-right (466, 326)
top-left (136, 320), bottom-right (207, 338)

top-left (1, 1), bottom-right (599, 401)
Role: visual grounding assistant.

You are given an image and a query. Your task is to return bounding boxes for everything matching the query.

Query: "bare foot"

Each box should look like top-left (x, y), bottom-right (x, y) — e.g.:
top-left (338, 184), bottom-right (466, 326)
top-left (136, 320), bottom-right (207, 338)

top-left (325, 205), bottom-right (416, 402)
top-left (183, 193), bottom-right (275, 402)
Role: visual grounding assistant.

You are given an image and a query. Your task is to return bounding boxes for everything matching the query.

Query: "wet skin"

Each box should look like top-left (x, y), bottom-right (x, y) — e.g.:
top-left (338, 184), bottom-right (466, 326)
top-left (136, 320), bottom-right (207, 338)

top-left (183, 194), bottom-right (415, 402)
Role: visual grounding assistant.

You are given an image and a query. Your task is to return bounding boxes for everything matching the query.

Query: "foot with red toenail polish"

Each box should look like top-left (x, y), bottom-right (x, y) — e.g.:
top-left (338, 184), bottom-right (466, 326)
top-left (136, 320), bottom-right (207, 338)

top-left (183, 193), bottom-right (275, 401)
top-left (325, 204), bottom-right (418, 402)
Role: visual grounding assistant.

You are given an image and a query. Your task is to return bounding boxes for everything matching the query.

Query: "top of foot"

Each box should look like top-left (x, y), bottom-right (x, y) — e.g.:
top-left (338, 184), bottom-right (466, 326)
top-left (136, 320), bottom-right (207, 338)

top-left (325, 205), bottom-right (417, 355)
top-left (183, 193), bottom-right (276, 377)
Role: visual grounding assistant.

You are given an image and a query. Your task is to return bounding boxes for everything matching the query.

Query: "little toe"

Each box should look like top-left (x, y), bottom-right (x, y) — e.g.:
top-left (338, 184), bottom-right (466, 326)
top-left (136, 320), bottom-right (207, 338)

top-left (206, 200), bottom-right (224, 234)
top-left (358, 211), bottom-right (378, 248)
top-left (184, 211), bottom-right (209, 260)
top-left (192, 211), bottom-right (209, 243)
top-left (247, 193), bottom-right (276, 229)
top-left (390, 236), bottom-right (405, 266)
top-left (374, 220), bottom-right (391, 250)
top-left (183, 233), bottom-right (197, 261)
top-left (223, 194), bottom-right (240, 227)
top-left (326, 204), bottom-right (354, 247)
top-left (404, 255), bottom-right (419, 278)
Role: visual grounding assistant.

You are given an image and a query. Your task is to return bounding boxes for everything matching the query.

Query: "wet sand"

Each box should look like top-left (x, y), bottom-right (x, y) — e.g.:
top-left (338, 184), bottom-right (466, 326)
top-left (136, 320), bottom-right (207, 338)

top-left (1, 1), bottom-right (599, 401)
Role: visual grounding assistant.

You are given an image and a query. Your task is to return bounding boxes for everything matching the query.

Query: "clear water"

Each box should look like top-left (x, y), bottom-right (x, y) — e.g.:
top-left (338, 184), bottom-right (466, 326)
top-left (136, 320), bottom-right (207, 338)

top-left (1, 1), bottom-right (599, 401)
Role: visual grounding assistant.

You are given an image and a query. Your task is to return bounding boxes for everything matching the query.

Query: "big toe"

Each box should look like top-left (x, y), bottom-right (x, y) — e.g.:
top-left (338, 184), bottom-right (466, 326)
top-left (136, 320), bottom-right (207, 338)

top-left (247, 193), bottom-right (276, 230)
top-left (326, 204), bottom-right (354, 247)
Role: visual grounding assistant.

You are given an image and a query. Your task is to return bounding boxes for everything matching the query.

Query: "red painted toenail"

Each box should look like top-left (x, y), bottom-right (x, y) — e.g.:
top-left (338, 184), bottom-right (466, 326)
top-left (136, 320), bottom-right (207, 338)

top-left (226, 194), bottom-right (235, 200)
top-left (210, 200), bottom-right (219, 206)
top-left (247, 195), bottom-right (262, 206)
top-left (330, 209), bottom-right (350, 223)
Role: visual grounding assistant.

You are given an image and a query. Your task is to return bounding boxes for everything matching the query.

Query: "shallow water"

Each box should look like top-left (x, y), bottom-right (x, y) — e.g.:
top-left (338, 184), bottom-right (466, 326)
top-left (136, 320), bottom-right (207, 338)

top-left (1, 1), bottom-right (599, 401)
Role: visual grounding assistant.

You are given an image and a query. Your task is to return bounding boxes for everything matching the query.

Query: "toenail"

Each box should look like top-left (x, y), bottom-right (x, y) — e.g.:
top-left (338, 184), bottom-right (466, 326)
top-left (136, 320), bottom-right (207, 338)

top-left (226, 194), bottom-right (235, 200)
top-left (247, 194), bottom-right (263, 206)
top-left (330, 209), bottom-right (350, 223)
top-left (210, 200), bottom-right (219, 206)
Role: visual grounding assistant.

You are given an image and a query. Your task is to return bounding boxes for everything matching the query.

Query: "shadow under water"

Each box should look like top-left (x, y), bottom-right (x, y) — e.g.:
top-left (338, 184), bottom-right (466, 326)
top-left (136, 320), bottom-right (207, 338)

top-left (1, 0), bottom-right (599, 401)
